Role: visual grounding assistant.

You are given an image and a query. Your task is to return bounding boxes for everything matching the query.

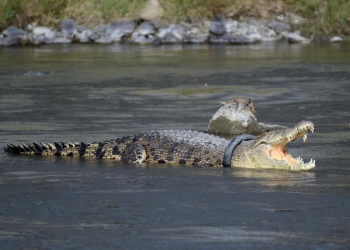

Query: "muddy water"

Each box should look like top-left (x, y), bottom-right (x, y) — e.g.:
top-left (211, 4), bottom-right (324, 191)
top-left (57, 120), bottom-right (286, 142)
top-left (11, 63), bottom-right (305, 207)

top-left (0, 42), bottom-right (349, 249)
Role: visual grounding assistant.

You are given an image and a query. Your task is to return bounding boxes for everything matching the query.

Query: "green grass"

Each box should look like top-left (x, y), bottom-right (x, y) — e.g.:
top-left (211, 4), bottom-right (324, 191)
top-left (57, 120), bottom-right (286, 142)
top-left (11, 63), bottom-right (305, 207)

top-left (294, 0), bottom-right (350, 36)
top-left (0, 0), bottom-right (349, 36)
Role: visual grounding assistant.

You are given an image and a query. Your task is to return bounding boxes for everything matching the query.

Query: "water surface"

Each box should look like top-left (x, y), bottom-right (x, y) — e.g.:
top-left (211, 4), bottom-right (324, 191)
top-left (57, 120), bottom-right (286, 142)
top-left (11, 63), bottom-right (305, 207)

top-left (0, 42), bottom-right (350, 249)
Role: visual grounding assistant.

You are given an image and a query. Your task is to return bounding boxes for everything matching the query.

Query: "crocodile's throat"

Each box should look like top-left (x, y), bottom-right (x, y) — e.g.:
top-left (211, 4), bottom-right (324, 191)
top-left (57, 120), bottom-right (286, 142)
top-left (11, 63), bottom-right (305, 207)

top-left (267, 145), bottom-right (300, 166)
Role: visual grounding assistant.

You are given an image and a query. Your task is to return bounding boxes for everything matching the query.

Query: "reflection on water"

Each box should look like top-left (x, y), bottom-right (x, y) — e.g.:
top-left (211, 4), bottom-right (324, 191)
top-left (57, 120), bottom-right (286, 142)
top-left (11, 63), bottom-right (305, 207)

top-left (1, 42), bottom-right (350, 80)
top-left (230, 168), bottom-right (316, 187)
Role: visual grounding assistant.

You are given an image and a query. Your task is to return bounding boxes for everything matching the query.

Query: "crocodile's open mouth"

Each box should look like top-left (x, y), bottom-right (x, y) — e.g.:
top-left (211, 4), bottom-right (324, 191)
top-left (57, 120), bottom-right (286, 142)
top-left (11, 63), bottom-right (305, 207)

top-left (254, 121), bottom-right (315, 169)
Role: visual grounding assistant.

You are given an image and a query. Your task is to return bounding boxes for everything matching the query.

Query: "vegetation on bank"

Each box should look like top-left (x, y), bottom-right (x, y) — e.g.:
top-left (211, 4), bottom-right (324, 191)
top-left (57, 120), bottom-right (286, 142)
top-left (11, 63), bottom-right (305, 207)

top-left (0, 0), bottom-right (349, 37)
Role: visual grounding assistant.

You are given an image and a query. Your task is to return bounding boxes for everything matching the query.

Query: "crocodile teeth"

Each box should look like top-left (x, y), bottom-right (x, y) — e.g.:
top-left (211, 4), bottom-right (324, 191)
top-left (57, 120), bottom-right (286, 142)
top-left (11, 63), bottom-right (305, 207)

top-left (303, 134), bottom-right (307, 142)
top-left (309, 158), bottom-right (315, 164)
top-left (310, 127), bottom-right (314, 133)
top-left (297, 156), bottom-right (304, 163)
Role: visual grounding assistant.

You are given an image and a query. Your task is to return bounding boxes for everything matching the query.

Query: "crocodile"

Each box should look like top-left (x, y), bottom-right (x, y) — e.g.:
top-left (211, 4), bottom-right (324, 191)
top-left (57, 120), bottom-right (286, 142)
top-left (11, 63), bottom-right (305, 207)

top-left (5, 120), bottom-right (315, 170)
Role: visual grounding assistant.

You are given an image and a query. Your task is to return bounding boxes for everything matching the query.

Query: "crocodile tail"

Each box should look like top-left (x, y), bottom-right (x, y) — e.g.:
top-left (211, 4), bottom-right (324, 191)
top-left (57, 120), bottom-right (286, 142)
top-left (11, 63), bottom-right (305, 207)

top-left (4, 141), bottom-right (92, 157)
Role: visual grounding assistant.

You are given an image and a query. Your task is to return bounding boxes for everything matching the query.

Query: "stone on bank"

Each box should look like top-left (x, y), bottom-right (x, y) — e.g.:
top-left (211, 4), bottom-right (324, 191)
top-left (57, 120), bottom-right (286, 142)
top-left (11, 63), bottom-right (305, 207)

top-left (0, 10), bottom-right (323, 47)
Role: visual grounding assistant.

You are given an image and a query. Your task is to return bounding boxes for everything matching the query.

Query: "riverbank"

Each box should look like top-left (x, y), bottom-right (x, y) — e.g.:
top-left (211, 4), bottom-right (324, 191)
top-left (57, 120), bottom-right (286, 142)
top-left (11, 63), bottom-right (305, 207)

top-left (1, 0), bottom-right (350, 37)
top-left (0, 16), bottom-right (343, 47)
top-left (0, 0), bottom-right (347, 47)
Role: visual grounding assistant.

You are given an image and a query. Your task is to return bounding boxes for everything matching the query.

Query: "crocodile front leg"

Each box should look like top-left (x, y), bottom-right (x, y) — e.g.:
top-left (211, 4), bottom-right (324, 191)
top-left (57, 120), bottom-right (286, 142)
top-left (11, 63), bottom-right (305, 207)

top-left (121, 143), bottom-right (147, 164)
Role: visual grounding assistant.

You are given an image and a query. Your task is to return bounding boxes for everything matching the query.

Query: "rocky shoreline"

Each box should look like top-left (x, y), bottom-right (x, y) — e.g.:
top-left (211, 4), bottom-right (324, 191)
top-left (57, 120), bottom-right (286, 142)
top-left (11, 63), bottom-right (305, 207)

top-left (0, 15), bottom-right (344, 47)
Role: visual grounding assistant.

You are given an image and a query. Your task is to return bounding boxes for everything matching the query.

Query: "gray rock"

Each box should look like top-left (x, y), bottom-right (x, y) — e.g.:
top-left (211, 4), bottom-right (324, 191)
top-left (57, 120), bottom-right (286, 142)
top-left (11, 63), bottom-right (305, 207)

top-left (169, 24), bottom-right (184, 41)
top-left (60, 19), bottom-right (77, 37)
top-left (268, 20), bottom-right (291, 34)
top-left (75, 30), bottom-right (93, 43)
top-left (209, 21), bottom-right (226, 35)
top-left (229, 35), bottom-right (255, 44)
top-left (21, 32), bottom-right (55, 46)
top-left (77, 25), bottom-right (88, 32)
top-left (189, 27), bottom-right (200, 35)
top-left (189, 35), bottom-right (208, 44)
top-left (150, 19), bottom-right (162, 30)
top-left (157, 27), bottom-right (169, 39)
top-left (156, 24), bottom-right (184, 43)
top-left (208, 99), bottom-right (285, 135)
top-left (26, 23), bottom-right (35, 31)
top-left (0, 26), bottom-right (26, 46)
top-left (210, 15), bottom-right (226, 35)
top-left (287, 32), bottom-right (311, 44)
top-left (17, 33), bottom-right (32, 45)
top-left (136, 22), bottom-right (154, 36)
top-left (88, 32), bottom-right (100, 41)
top-left (0, 36), bottom-right (21, 46)
top-left (163, 35), bottom-right (178, 44)
top-left (131, 33), bottom-right (152, 44)
top-left (107, 20), bottom-right (135, 42)
top-left (225, 20), bottom-right (238, 33)
top-left (43, 37), bottom-right (55, 45)
top-left (330, 36), bottom-right (343, 43)
top-left (151, 36), bottom-right (162, 45)
top-left (3, 26), bottom-right (26, 37)
top-left (209, 34), bottom-right (230, 43)
top-left (246, 33), bottom-right (262, 43)
top-left (95, 36), bottom-right (112, 44)
top-left (21, 33), bottom-right (42, 46)
top-left (260, 35), bottom-right (282, 42)
top-left (180, 21), bottom-right (192, 30)
top-left (257, 26), bottom-right (277, 38)
top-left (96, 24), bottom-right (109, 33)
top-left (53, 37), bottom-right (72, 44)
top-left (33, 26), bottom-right (55, 40)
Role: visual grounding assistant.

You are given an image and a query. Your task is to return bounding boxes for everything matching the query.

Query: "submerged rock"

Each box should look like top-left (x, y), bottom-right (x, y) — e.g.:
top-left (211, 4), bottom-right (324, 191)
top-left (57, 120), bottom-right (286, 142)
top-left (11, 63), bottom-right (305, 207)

top-left (208, 98), bottom-right (285, 136)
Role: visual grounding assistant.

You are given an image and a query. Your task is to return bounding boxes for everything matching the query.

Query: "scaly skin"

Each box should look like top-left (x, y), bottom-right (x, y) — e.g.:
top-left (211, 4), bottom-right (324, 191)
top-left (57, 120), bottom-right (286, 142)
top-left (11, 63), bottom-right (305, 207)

top-left (4, 121), bottom-right (315, 170)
